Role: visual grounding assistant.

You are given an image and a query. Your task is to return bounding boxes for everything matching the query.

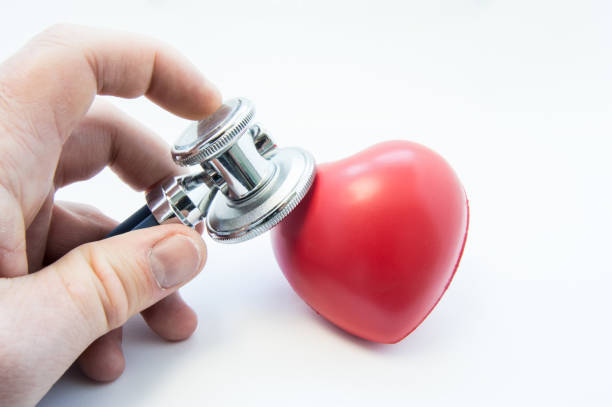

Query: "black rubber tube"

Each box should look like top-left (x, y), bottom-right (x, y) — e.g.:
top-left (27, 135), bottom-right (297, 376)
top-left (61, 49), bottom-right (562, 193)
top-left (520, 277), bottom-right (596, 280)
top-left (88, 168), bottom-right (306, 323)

top-left (106, 205), bottom-right (159, 238)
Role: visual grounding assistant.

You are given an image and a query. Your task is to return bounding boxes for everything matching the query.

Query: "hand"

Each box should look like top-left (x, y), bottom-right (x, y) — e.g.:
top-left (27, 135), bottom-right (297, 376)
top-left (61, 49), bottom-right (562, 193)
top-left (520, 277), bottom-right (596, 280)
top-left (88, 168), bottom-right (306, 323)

top-left (0, 24), bottom-right (221, 406)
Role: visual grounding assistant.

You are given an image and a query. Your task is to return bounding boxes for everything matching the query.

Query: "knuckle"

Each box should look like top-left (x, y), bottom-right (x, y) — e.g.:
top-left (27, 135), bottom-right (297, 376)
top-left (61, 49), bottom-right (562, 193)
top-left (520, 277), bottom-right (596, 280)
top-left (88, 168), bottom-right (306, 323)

top-left (0, 68), bottom-right (25, 124)
top-left (0, 186), bottom-right (26, 266)
top-left (36, 23), bottom-right (79, 46)
top-left (74, 243), bottom-right (131, 331)
top-left (0, 26), bottom-right (79, 144)
top-left (0, 77), bottom-right (13, 113)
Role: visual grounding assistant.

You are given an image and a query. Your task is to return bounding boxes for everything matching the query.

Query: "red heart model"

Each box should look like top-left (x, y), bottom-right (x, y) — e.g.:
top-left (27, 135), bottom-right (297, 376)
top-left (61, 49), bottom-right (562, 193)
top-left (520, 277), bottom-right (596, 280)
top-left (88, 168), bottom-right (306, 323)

top-left (272, 141), bottom-right (469, 343)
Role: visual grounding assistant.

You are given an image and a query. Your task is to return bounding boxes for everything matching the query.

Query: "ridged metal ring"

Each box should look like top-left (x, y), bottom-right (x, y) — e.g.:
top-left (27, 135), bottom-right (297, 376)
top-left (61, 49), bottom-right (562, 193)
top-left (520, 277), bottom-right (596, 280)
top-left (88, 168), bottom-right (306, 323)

top-left (172, 98), bottom-right (255, 166)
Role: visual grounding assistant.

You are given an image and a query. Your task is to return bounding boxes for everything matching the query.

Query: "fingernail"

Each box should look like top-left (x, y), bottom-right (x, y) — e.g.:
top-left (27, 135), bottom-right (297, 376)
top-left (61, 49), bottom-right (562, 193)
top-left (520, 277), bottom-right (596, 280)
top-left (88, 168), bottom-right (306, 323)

top-left (150, 234), bottom-right (203, 289)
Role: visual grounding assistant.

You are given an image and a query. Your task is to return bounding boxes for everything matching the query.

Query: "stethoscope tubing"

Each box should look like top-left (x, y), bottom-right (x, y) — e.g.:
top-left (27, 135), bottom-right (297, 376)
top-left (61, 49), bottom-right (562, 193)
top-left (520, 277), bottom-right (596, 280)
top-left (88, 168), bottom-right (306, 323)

top-left (106, 205), bottom-right (159, 238)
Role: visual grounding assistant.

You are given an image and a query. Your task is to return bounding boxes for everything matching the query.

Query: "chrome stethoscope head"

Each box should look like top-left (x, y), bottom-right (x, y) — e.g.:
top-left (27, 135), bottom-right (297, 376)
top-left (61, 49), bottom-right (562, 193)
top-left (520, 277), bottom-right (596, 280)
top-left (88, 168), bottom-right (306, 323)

top-left (145, 98), bottom-right (315, 243)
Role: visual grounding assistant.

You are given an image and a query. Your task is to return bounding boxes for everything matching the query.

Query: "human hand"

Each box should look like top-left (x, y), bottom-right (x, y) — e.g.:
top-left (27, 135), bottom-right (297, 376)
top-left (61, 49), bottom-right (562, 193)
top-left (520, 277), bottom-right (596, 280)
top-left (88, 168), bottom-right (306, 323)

top-left (0, 24), bottom-right (221, 406)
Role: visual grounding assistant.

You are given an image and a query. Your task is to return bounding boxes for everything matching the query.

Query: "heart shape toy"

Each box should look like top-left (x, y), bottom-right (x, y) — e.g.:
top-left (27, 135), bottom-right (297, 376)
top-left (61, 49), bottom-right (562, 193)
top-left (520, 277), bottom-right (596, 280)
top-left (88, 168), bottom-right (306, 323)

top-left (272, 141), bottom-right (469, 343)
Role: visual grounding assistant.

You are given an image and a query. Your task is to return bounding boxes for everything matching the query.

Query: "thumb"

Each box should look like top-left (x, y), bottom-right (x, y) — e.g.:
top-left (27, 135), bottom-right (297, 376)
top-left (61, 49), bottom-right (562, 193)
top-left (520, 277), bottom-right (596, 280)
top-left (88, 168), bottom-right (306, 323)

top-left (0, 224), bottom-right (205, 405)
top-left (46, 224), bottom-right (207, 341)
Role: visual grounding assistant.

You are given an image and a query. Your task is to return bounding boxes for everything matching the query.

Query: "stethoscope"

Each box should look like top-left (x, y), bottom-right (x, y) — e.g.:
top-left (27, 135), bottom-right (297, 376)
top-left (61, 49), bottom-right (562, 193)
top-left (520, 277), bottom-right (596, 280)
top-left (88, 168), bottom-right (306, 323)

top-left (108, 97), bottom-right (315, 242)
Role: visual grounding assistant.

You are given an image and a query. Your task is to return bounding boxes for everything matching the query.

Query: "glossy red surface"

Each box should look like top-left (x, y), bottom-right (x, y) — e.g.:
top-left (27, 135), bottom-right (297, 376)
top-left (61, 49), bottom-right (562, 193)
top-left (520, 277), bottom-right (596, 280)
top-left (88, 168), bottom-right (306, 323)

top-left (272, 141), bottom-right (469, 343)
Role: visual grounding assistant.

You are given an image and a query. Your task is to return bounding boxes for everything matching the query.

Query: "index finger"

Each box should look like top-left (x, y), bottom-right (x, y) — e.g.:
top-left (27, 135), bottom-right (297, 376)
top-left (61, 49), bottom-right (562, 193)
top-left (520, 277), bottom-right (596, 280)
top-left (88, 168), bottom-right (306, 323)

top-left (0, 24), bottom-right (221, 139)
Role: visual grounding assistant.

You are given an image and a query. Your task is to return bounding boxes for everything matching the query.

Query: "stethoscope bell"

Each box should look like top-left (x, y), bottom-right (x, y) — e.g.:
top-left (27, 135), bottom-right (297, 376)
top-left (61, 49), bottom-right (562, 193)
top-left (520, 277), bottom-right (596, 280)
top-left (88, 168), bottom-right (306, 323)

top-left (135, 98), bottom-right (315, 243)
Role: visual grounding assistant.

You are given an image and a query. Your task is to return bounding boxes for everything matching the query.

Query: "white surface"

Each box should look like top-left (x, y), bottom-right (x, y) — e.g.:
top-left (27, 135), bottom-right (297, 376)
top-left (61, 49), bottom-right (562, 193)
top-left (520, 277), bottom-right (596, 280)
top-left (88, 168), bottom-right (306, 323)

top-left (1, 0), bottom-right (611, 405)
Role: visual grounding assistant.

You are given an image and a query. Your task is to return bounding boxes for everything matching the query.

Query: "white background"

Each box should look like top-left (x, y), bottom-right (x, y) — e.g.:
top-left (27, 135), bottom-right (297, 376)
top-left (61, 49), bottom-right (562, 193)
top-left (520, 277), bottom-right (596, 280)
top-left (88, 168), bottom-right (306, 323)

top-left (0, 0), bottom-right (611, 405)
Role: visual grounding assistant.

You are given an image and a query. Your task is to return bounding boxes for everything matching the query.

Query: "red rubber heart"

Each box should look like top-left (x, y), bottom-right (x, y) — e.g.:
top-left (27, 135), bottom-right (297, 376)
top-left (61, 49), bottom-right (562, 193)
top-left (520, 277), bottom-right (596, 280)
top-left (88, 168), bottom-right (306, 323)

top-left (271, 141), bottom-right (469, 343)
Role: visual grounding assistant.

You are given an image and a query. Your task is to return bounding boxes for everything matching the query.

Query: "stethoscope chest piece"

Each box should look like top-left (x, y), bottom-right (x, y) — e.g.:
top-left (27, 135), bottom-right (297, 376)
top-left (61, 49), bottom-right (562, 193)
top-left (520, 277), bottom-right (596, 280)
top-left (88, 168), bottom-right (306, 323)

top-left (206, 147), bottom-right (314, 242)
top-left (170, 98), bottom-right (315, 243)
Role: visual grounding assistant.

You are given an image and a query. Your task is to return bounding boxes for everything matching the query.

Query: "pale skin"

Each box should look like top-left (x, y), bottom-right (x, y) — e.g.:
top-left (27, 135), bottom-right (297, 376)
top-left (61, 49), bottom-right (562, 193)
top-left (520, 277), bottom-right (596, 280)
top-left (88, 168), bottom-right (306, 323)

top-left (0, 25), bottom-right (222, 406)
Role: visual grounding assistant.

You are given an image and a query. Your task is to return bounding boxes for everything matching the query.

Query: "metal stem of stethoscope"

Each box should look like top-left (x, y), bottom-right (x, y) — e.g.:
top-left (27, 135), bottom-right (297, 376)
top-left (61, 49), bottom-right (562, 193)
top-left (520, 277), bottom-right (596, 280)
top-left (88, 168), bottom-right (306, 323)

top-left (107, 98), bottom-right (315, 243)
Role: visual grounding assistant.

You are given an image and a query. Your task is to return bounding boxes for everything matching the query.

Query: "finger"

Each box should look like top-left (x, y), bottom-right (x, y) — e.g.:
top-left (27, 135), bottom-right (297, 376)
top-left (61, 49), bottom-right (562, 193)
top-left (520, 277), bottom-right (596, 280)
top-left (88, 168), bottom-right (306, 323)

top-left (0, 185), bottom-right (27, 277)
top-left (24, 191), bottom-right (54, 274)
top-left (44, 201), bottom-right (117, 265)
top-left (46, 203), bottom-right (125, 383)
top-left (0, 23), bottom-right (221, 140)
top-left (77, 297), bottom-right (197, 382)
top-left (77, 327), bottom-right (125, 382)
top-left (141, 292), bottom-right (198, 341)
top-left (0, 24), bottom-right (220, 206)
top-left (54, 99), bottom-right (179, 190)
